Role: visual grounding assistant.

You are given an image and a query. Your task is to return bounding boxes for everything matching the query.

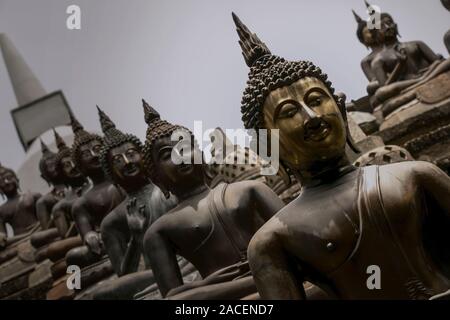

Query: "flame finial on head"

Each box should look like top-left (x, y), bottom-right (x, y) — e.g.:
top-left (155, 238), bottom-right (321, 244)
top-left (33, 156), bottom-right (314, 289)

top-left (53, 128), bottom-right (68, 152)
top-left (232, 12), bottom-right (272, 67)
top-left (352, 9), bottom-right (363, 23)
top-left (68, 110), bottom-right (85, 135)
top-left (40, 138), bottom-right (52, 156)
top-left (142, 99), bottom-right (160, 125)
top-left (96, 105), bottom-right (117, 134)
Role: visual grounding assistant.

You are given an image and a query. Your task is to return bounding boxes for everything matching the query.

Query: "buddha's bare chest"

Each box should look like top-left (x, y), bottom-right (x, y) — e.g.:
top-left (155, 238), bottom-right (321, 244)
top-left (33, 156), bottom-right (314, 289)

top-left (84, 187), bottom-right (116, 217)
top-left (0, 197), bottom-right (35, 225)
top-left (278, 177), bottom-right (361, 275)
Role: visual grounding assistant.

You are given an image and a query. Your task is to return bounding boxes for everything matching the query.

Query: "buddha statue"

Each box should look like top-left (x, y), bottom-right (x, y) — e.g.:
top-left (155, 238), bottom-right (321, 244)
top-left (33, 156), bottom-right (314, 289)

top-left (443, 0), bottom-right (450, 53)
top-left (65, 112), bottom-right (125, 267)
top-left (88, 105), bottom-right (178, 299)
top-left (362, 2), bottom-right (449, 108)
top-left (35, 138), bottom-right (66, 231)
top-left (139, 103), bottom-right (285, 300)
top-left (51, 129), bottom-right (90, 238)
top-left (352, 8), bottom-right (383, 92)
top-left (232, 13), bottom-right (450, 299)
top-left (0, 163), bottom-right (41, 248)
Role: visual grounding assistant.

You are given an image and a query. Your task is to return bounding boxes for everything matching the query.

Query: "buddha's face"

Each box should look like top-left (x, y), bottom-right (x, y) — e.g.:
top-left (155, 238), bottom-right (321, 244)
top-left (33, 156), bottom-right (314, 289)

top-left (79, 139), bottom-right (103, 173)
top-left (42, 155), bottom-right (60, 182)
top-left (151, 135), bottom-right (204, 194)
top-left (108, 142), bottom-right (145, 186)
top-left (362, 26), bottom-right (378, 47)
top-left (60, 155), bottom-right (83, 181)
top-left (262, 77), bottom-right (347, 171)
top-left (0, 170), bottom-right (19, 195)
top-left (380, 14), bottom-right (397, 42)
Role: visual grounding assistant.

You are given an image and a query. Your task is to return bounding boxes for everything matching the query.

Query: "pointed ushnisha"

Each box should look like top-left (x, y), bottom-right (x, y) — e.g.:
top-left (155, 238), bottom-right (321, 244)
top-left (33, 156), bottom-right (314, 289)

top-left (142, 99), bottom-right (160, 125)
top-left (232, 12), bottom-right (271, 67)
top-left (40, 138), bottom-right (52, 156)
top-left (96, 105), bottom-right (128, 144)
top-left (53, 128), bottom-right (69, 152)
top-left (352, 9), bottom-right (363, 23)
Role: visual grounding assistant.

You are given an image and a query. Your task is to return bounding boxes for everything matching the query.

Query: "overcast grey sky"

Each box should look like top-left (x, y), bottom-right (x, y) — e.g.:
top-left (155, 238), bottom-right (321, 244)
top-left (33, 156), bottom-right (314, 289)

top-left (0, 0), bottom-right (449, 170)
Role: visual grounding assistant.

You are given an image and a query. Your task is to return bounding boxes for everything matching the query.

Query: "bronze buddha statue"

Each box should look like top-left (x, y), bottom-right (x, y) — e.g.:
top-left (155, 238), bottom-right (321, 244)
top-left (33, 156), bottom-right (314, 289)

top-left (35, 138), bottom-right (66, 231)
top-left (352, 7), bottom-right (383, 92)
top-left (361, 2), bottom-right (449, 107)
top-left (232, 13), bottom-right (450, 300)
top-left (0, 163), bottom-right (41, 248)
top-left (89, 105), bottom-right (178, 299)
top-left (51, 129), bottom-right (90, 238)
top-left (140, 103), bottom-right (285, 300)
top-left (65, 111), bottom-right (124, 267)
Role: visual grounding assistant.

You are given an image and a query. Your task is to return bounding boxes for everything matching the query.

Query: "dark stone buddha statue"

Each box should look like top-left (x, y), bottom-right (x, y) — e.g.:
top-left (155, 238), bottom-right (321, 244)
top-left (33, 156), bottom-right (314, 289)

top-left (140, 103), bottom-right (285, 300)
top-left (51, 129), bottom-right (90, 238)
top-left (35, 138), bottom-right (66, 231)
top-left (352, 8), bottom-right (383, 88)
top-left (0, 163), bottom-right (41, 248)
top-left (359, 2), bottom-right (449, 108)
top-left (233, 13), bottom-right (450, 300)
top-left (65, 112), bottom-right (124, 267)
top-left (88, 105), bottom-right (178, 299)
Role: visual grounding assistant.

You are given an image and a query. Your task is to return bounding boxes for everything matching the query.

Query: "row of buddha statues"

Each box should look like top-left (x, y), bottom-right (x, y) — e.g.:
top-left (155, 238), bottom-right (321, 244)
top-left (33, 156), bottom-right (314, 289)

top-left (0, 5), bottom-right (449, 300)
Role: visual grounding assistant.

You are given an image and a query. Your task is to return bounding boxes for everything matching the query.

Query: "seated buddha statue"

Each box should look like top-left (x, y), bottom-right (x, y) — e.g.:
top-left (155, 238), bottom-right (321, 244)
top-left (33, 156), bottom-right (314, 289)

top-left (365, 4), bottom-right (449, 107)
top-left (51, 129), bottom-right (90, 238)
top-left (232, 13), bottom-right (450, 300)
top-left (30, 138), bottom-right (67, 249)
top-left (65, 112), bottom-right (125, 267)
top-left (139, 103), bottom-right (286, 300)
top-left (88, 105), bottom-right (178, 299)
top-left (352, 7), bottom-right (383, 96)
top-left (0, 163), bottom-right (41, 249)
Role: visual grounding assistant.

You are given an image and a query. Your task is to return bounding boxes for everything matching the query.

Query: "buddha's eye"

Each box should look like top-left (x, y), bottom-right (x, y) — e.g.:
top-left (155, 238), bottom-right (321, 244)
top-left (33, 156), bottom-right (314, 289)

top-left (113, 155), bottom-right (123, 164)
top-left (306, 95), bottom-right (323, 108)
top-left (278, 103), bottom-right (299, 119)
top-left (127, 149), bottom-right (138, 157)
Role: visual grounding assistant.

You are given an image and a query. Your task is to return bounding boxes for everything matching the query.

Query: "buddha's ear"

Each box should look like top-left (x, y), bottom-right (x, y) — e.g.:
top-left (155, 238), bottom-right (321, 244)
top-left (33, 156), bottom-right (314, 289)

top-left (277, 160), bottom-right (292, 186)
top-left (336, 92), bottom-right (360, 154)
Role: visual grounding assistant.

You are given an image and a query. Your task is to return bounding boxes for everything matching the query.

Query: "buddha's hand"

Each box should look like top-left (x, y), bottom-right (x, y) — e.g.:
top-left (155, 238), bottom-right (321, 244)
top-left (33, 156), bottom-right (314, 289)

top-left (0, 232), bottom-right (6, 249)
top-left (84, 231), bottom-right (103, 255)
top-left (126, 197), bottom-right (147, 234)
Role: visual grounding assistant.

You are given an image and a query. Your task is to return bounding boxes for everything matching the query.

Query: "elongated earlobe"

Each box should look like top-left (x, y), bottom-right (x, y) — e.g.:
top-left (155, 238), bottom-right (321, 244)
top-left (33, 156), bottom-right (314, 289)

top-left (277, 161), bottom-right (292, 186)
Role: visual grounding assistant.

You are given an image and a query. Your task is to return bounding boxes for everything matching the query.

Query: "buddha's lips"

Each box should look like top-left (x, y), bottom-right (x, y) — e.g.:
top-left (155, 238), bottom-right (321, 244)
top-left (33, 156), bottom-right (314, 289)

top-left (304, 119), bottom-right (331, 142)
top-left (178, 163), bottom-right (193, 173)
top-left (123, 165), bottom-right (139, 176)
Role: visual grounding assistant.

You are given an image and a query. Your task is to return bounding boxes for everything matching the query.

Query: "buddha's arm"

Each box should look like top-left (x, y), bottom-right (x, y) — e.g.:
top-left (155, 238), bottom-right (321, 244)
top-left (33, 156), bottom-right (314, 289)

top-left (100, 206), bottom-right (130, 275)
top-left (72, 198), bottom-right (94, 239)
top-left (415, 162), bottom-right (450, 214)
top-left (416, 41), bottom-right (440, 63)
top-left (144, 224), bottom-right (183, 297)
top-left (361, 58), bottom-right (376, 81)
top-left (51, 201), bottom-right (69, 238)
top-left (248, 223), bottom-right (305, 300)
top-left (36, 195), bottom-right (52, 229)
top-left (372, 59), bottom-right (388, 86)
top-left (251, 182), bottom-right (285, 221)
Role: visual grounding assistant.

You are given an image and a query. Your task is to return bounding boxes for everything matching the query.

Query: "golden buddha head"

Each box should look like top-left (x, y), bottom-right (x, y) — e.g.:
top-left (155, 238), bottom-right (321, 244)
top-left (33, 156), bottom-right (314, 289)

top-left (233, 13), bottom-right (355, 172)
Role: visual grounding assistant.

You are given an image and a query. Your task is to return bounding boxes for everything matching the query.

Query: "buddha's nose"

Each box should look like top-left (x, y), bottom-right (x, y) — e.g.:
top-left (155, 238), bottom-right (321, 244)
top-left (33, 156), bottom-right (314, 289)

top-left (304, 117), bottom-right (322, 131)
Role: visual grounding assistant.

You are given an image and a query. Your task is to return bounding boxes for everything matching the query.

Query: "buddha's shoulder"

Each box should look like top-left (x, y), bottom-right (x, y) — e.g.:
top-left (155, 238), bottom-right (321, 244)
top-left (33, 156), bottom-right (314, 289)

top-left (224, 180), bottom-right (271, 198)
top-left (375, 161), bottom-right (441, 181)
